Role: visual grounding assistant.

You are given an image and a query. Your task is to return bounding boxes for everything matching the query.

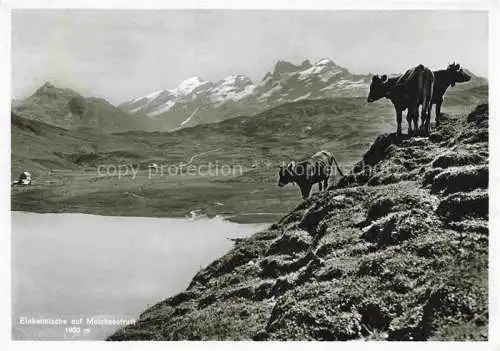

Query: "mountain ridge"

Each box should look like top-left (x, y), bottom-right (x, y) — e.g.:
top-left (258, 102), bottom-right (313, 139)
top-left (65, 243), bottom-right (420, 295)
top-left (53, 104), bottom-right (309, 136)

top-left (119, 58), bottom-right (374, 130)
top-left (11, 81), bottom-right (157, 133)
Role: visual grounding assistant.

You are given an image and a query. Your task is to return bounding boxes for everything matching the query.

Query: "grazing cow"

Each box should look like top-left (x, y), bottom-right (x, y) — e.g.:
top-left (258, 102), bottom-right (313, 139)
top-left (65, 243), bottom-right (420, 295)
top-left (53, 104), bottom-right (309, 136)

top-left (432, 62), bottom-right (471, 126)
top-left (367, 64), bottom-right (435, 136)
top-left (277, 150), bottom-right (344, 199)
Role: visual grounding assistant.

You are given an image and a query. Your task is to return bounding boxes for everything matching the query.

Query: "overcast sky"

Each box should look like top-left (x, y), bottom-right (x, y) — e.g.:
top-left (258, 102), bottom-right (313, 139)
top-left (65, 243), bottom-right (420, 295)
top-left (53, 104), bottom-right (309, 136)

top-left (12, 10), bottom-right (488, 104)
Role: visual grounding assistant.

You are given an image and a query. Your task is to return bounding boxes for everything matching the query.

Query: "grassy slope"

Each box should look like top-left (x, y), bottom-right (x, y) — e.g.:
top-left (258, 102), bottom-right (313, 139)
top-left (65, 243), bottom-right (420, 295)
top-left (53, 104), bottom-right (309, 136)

top-left (11, 112), bottom-right (97, 175)
top-left (108, 103), bottom-right (489, 341)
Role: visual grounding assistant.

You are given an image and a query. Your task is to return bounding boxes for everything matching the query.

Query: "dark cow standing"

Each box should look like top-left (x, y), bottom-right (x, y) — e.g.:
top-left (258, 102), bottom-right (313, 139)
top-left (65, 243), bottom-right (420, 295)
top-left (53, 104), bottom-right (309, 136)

top-left (367, 64), bottom-right (435, 136)
top-left (278, 150), bottom-right (344, 199)
top-left (432, 63), bottom-right (471, 126)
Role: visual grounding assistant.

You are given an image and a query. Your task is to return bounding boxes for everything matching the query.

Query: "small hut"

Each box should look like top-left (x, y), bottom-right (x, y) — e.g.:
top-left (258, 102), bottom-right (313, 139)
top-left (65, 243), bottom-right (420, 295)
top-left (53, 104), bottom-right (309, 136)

top-left (14, 171), bottom-right (32, 185)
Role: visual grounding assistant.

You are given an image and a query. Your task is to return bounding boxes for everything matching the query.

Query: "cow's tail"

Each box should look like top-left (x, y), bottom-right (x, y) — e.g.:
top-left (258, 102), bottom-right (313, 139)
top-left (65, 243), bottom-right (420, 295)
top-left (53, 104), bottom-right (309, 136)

top-left (421, 69), bottom-right (434, 115)
top-left (425, 70), bottom-right (435, 121)
top-left (329, 155), bottom-right (344, 177)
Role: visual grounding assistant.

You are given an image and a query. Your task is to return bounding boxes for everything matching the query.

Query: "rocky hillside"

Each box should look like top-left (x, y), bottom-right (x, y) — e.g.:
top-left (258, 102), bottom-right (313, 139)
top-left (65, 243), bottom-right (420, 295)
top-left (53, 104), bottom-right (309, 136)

top-left (12, 82), bottom-right (154, 133)
top-left (109, 104), bottom-right (488, 341)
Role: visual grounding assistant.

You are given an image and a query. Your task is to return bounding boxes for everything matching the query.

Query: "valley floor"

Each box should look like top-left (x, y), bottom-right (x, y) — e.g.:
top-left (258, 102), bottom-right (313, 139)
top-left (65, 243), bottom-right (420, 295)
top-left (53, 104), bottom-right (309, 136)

top-left (11, 169), bottom-right (305, 224)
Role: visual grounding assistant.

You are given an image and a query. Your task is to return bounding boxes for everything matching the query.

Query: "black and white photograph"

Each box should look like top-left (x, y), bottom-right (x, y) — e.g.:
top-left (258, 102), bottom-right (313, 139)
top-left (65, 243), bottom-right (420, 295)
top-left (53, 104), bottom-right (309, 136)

top-left (1, 0), bottom-right (497, 347)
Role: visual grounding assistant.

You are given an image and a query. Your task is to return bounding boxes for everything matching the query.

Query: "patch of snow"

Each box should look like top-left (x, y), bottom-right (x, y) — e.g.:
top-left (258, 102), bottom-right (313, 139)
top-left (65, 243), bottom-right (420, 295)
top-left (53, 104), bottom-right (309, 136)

top-left (297, 66), bottom-right (321, 80)
top-left (127, 74), bottom-right (256, 114)
top-left (293, 92), bottom-right (311, 102)
top-left (172, 77), bottom-right (209, 96)
top-left (318, 70), bottom-right (343, 82)
top-left (262, 74), bottom-right (273, 84)
top-left (320, 78), bottom-right (368, 92)
top-left (234, 84), bottom-right (255, 99)
top-left (220, 74), bottom-right (243, 85)
top-left (129, 106), bottom-right (143, 114)
top-left (180, 106), bottom-right (200, 126)
top-left (316, 58), bottom-right (334, 66)
top-left (148, 100), bottom-right (176, 116)
top-left (257, 84), bottom-right (282, 101)
top-left (296, 59), bottom-right (343, 82)
top-left (131, 90), bottom-right (163, 104)
top-left (321, 79), bottom-right (349, 90)
top-left (210, 75), bottom-right (255, 104)
top-left (144, 90), bottom-right (163, 100)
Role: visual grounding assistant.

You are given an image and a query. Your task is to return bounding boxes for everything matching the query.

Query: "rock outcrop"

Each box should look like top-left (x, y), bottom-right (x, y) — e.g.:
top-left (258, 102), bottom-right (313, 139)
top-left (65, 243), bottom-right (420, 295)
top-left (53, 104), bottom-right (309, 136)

top-left (108, 104), bottom-right (488, 341)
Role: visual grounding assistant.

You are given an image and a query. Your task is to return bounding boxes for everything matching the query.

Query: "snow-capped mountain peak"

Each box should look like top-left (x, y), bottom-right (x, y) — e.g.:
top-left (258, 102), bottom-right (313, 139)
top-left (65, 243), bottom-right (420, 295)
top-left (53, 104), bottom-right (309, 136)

top-left (209, 74), bottom-right (255, 104)
top-left (220, 74), bottom-right (252, 86)
top-left (172, 76), bottom-right (211, 96)
top-left (131, 90), bottom-right (163, 104)
top-left (316, 58), bottom-right (335, 66)
top-left (120, 74), bottom-right (255, 116)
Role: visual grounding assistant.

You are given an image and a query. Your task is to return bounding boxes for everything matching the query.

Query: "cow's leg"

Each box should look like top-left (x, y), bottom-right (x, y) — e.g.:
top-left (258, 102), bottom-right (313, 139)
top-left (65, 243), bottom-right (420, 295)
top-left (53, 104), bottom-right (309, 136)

top-left (416, 106), bottom-right (422, 135)
top-left (300, 184), bottom-right (312, 200)
top-left (323, 178), bottom-right (328, 191)
top-left (416, 104), bottom-right (424, 136)
top-left (435, 99), bottom-right (443, 127)
top-left (396, 108), bottom-right (403, 136)
top-left (419, 110), bottom-right (425, 136)
top-left (318, 181), bottom-right (323, 192)
top-left (420, 101), bottom-right (431, 136)
top-left (426, 104), bottom-right (432, 134)
top-left (406, 109), bottom-right (413, 136)
top-left (415, 115), bottom-right (420, 136)
top-left (413, 107), bottom-right (420, 136)
top-left (420, 108), bottom-right (429, 136)
top-left (406, 110), bottom-right (413, 136)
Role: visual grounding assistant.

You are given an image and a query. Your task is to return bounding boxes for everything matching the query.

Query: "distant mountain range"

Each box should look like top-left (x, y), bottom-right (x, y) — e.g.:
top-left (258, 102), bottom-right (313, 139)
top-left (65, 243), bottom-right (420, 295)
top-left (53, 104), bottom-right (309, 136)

top-left (119, 58), bottom-right (373, 130)
top-left (12, 58), bottom-right (488, 132)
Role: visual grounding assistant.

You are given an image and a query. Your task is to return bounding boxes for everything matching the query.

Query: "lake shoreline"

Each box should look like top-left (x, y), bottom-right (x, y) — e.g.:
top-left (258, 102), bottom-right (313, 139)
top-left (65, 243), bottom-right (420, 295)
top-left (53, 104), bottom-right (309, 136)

top-left (10, 208), bottom-right (280, 224)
